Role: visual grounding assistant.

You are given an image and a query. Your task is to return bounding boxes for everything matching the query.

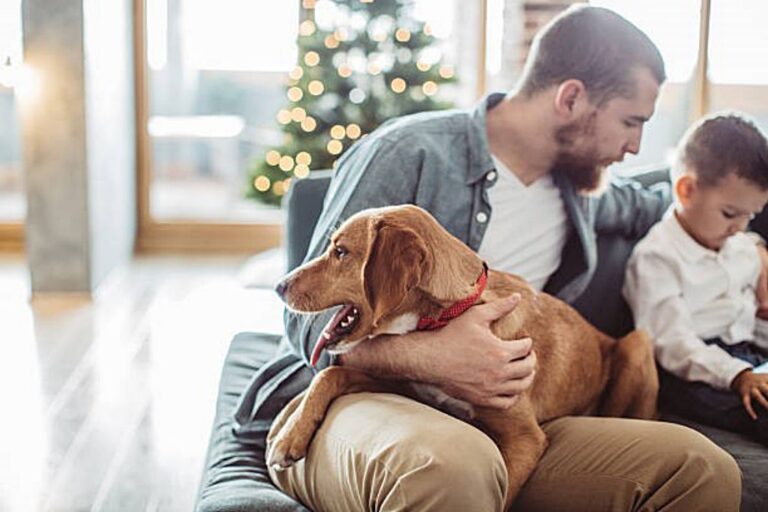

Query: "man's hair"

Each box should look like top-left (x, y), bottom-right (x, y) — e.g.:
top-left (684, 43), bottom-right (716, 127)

top-left (518, 5), bottom-right (666, 103)
top-left (677, 113), bottom-right (768, 190)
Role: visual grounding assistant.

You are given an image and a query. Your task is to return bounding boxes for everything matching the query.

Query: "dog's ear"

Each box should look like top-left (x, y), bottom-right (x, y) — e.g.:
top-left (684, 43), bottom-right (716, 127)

top-left (362, 222), bottom-right (427, 326)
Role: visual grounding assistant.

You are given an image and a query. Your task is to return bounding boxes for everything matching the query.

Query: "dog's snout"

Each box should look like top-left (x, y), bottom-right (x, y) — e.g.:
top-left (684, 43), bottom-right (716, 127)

top-left (275, 278), bottom-right (289, 299)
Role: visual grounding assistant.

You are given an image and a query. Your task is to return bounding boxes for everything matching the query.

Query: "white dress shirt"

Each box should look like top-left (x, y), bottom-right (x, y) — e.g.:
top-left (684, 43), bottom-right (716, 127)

top-left (623, 210), bottom-right (767, 390)
top-left (478, 155), bottom-right (569, 290)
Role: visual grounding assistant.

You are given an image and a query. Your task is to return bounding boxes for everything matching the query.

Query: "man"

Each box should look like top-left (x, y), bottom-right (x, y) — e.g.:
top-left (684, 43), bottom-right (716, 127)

top-left (225, 6), bottom-right (741, 512)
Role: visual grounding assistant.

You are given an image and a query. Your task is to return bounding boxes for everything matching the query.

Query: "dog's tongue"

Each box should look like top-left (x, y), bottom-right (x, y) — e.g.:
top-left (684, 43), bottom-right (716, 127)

top-left (310, 304), bottom-right (354, 367)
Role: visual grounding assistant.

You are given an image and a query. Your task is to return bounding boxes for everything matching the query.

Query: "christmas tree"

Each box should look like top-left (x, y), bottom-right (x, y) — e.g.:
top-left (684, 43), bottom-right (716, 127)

top-left (246, 0), bottom-right (457, 206)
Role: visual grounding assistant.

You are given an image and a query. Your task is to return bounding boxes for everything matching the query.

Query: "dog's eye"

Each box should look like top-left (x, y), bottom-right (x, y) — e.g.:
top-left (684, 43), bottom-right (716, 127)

top-left (333, 246), bottom-right (348, 259)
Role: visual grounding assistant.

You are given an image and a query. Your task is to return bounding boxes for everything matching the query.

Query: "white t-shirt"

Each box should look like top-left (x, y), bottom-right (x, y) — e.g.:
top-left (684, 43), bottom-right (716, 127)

top-left (623, 210), bottom-right (768, 390)
top-left (477, 155), bottom-right (569, 290)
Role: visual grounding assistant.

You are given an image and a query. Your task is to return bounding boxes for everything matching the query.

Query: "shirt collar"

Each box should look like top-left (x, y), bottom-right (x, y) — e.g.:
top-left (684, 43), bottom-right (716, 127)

top-left (466, 92), bottom-right (506, 184)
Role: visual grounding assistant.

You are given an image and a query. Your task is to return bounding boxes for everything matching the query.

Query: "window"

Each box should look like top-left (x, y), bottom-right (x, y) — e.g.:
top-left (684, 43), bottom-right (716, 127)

top-left (142, 0), bottom-right (299, 223)
top-left (0, 0), bottom-right (25, 227)
top-left (708, 0), bottom-right (768, 134)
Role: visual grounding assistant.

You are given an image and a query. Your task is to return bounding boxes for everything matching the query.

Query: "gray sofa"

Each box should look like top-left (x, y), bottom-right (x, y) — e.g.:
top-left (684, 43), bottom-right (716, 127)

top-left (196, 170), bottom-right (768, 512)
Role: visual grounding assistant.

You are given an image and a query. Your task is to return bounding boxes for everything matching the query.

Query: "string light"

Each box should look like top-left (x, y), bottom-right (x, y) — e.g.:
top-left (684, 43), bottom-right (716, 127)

top-left (308, 80), bottom-right (325, 95)
top-left (304, 51), bottom-right (320, 66)
top-left (330, 125), bottom-right (346, 139)
top-left (301, 116), bottom-right (317, 131)
top-left (289, 66), bottom-right (304, 80)
top-left (287, 87), bottom-right (303, 102)
top-left (334, 28), bottom-right (349, 41)
top-left (294, 164), bottom-right (310, 178)
top-left (439, 65), bottom-right (455, 79)
top-left (346, 123), bottom-right (361, 139)
top-left (291, 107), bottom-right (307, 122)
top-left (416, 60), bottom-right (430, 72)
top-left (338, 64), bottom-right (352, 77)
top-left (296, 152), bottom-right (312, 165)
top-left (254, 176), bottom-right (270, 192)
top-left (367, 62), bottom-right (381, 75)
top-left (277, 109), bottom-right (292, 124)
top-left (327, 140), bottom-right (343, 155)
top-left (390, 77), bottom-right (406, 93)
top-left (423, 24), bottom-right (433, 36)
top-left (349, 88), bottom-right (366, 103)
top-left (302, 0), bottom-right (316, 8)
top-left (279, 155), bottom-right (295, 171)
top-left (273, 180), bottom-right (286, 196)
top-left (299, 20), bottom-right (316, 37)
top-left (422, 81), bottom-right (438, 96)
top-left (395, 28), bottom-right (411, 42)
top-left (266, 150), bottom-right (281, 166)
top-left (325, 35), bottom-right (340, 49)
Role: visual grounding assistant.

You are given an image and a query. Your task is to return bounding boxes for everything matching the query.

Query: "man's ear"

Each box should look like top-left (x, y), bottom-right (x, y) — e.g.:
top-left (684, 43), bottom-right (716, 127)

top-left (362, 224), bottom-right (427, 327)
top-left (675, 174), bottom-right (696, 207)
top-left (554, 79), bottom-right (589, 118)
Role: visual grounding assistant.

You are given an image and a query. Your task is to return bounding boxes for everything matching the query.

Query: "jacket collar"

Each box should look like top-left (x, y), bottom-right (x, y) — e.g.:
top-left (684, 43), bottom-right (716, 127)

top-left (466, 92), bottom-right (506, 184)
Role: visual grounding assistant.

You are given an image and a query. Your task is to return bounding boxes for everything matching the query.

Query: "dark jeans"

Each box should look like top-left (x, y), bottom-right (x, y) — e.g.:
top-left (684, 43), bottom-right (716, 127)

top-left (660, 338), bottom-right (768, 445)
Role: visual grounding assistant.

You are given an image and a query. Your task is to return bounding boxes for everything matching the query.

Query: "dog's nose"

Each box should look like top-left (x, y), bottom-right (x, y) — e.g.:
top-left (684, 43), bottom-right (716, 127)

top-left (274, 279), bottom-right (288, 299)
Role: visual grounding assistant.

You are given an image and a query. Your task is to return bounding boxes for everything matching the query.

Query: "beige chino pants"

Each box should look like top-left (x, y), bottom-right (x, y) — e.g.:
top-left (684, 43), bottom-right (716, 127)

top-left (269, 393), bottom-right (741, 512)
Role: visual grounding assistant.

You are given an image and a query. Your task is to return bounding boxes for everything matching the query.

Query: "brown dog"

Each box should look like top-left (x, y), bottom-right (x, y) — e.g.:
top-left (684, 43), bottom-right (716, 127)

top-left (268, 204), bottom-right (658, 510)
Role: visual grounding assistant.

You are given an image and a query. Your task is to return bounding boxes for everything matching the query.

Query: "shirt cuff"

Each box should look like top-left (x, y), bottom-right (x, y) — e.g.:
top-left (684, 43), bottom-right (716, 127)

top-left (722, 358), bottom-right (754, 390)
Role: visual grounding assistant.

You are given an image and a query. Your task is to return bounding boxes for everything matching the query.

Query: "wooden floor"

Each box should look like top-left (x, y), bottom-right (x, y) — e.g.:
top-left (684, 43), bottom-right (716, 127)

top-left (0, 253), bottom-right (285, 512)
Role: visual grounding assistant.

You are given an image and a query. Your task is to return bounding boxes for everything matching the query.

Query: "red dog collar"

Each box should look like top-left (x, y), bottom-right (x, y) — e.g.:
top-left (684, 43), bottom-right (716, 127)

top-left (417, 263), bottom-right (488, 331)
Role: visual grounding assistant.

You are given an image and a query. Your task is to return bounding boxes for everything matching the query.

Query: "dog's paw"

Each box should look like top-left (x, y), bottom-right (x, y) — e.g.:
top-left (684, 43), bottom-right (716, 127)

top-left (267, 430), bottom-right (310, 469)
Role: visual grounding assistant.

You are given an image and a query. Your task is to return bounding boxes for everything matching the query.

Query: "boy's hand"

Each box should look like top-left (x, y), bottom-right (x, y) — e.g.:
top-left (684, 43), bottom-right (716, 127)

top-left (731, 369), bottom-right (768, 420)
top-left (755, 245), bottom-right (768, 319)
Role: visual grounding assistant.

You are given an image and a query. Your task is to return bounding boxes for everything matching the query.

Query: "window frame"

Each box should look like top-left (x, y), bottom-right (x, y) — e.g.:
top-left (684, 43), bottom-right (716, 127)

top-left (133, 0), bottom-right (281, 253)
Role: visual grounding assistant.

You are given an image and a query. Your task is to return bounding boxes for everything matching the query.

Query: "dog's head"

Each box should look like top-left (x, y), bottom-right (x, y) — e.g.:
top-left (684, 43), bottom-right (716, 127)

top-left (275, 205), bottom-right (483, 365)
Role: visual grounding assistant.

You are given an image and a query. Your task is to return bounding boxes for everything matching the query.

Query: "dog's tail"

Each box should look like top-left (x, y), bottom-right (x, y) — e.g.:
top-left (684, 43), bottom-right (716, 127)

top-left (599, 330), bottom-right (659, 420)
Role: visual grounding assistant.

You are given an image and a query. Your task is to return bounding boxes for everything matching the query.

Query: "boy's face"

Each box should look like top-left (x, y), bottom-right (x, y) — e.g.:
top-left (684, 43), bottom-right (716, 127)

top-left (677, 171), bottom-right (768, 251)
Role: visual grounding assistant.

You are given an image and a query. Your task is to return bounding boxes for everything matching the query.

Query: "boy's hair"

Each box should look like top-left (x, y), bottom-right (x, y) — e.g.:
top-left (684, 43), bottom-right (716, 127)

top-left (677, 114), bottom-right (768, 190)
top-left (517, 5), bottom-right (666, 104)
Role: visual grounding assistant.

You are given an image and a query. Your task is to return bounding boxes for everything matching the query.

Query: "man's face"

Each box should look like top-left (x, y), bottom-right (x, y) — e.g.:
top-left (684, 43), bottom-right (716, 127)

top-left (554, 67), bottom-right (660, 192)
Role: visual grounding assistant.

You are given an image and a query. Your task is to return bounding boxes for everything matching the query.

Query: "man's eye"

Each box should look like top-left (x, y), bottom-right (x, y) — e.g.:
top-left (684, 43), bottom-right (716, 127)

top-left (722, 210), bottom-right (737, 220)
top-left (623, 121), bottom-right (637, 128)
top-left (333, 246), bottom-right (348, 259)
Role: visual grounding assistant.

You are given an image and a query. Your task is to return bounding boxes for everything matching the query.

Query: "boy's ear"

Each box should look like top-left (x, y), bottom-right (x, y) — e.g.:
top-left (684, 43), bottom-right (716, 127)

top-left (675, 174), bottom-right (697, 207)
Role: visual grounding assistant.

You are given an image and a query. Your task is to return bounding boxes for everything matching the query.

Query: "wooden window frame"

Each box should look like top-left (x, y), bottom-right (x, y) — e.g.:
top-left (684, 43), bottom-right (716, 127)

top-left (0, 223), bottom-right (23, 251)
top-left (133, 0), bottom-right (281, 253)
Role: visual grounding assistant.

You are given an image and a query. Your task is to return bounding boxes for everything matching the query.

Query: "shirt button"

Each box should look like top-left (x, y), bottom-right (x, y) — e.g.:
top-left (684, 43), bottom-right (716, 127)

top-left (486, 171), bottom-right (497, 182)
top-left (476, 212), bottom-right (488, 223)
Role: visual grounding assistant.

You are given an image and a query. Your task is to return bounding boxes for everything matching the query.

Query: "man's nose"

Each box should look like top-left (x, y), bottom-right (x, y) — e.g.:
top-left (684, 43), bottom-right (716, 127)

top-left (625, 127), bottom-right (643, 155)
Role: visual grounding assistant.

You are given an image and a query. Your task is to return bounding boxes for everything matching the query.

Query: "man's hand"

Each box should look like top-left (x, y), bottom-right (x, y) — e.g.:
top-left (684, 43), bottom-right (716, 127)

top-left (420, 294), bottom-right (536, 409)
top-left (755, 245), bottom-right (768, 319)
top-left (731, 369), bottom-right (768, 420)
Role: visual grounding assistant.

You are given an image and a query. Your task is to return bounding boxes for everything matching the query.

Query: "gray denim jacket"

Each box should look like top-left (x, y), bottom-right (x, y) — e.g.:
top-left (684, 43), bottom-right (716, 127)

top-left (233, 92), bottom-right (670, 434)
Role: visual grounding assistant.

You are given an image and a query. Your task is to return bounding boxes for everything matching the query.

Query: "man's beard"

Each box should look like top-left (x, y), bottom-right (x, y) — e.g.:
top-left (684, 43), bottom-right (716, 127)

top-left (553, 112), bottom-right (608, 194)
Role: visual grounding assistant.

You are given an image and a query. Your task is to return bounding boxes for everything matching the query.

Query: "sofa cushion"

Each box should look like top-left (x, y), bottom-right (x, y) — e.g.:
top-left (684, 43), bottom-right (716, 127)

top-left (195, 333), bottom-right (309, 512)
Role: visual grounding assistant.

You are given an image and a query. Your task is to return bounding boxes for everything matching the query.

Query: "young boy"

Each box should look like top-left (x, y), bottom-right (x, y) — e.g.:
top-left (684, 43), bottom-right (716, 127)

top-left (624, 113), bottom-right (768, 443)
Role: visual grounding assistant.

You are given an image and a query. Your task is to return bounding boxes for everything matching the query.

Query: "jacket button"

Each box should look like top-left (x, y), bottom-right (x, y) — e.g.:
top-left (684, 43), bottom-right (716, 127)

top-left (486, 171), bottom-right (497, 181)
top-left (476, 212), bottom-right (488, 223)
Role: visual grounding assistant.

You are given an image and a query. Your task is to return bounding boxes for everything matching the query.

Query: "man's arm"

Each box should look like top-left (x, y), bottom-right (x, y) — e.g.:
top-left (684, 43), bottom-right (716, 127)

top-left (338, 295), bottom-right (537, 409)
top-left (594, 178), bottom-right (671, 238)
